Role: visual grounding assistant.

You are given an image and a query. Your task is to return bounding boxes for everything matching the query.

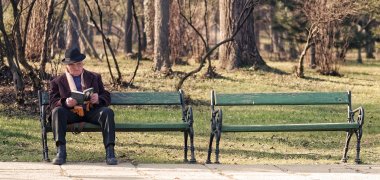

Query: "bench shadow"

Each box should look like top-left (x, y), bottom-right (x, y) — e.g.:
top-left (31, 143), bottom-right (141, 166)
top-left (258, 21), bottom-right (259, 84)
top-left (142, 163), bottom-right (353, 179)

top-left (260, 66), bottom-right (290, 75)
top-left (120, 142), bottom-right (341, 162)
top-left (0, 129), bottom-right (37, 140)
top-left (208, 147), bottom-right (341, 161)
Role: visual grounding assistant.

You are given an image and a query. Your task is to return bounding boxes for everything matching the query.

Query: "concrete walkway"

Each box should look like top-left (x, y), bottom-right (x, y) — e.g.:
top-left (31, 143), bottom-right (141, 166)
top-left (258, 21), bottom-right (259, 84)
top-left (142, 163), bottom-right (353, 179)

top-left (0, 162), bottom-right (379, 179)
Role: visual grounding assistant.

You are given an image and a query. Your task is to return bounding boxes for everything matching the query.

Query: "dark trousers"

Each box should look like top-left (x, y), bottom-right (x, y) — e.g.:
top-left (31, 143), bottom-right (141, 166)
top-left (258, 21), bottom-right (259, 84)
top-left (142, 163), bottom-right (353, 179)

top-left (51, 106), bottom-right (115, 148)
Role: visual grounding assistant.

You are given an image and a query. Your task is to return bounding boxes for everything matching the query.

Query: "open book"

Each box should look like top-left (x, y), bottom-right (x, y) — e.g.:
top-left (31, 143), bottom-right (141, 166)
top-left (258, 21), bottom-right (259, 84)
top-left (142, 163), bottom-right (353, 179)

top-left (71, 87), bottom-right (94, 104)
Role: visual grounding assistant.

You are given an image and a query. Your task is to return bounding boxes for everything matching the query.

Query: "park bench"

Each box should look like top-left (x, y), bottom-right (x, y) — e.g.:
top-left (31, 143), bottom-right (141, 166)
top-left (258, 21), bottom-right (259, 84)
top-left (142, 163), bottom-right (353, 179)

top-left (38, 90), bottom-right (196, 163)
top-left (206, 91), bottom-right (364, 164)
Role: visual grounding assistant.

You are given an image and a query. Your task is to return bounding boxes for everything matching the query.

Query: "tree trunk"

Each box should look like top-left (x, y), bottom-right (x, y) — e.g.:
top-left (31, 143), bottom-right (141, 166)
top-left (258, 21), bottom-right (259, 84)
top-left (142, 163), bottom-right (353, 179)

top-left (66, 0), bottom-right (80, 49)
top-left (25, 0), bottom-right (45, 61)
top-left (144, 0), bottom-right (155, 55)
top-left (153, 0), bottom-right (171, 73)
top-left (0, 0), bottom-right (25, 103)
top-left (10, 0), bottom-right (41, 90)
top-left (0, 45), bottom-right (3, 66)
top-left (124, 0), bottom-right (133, 54)
top-left (70, 2), bottom-right (100, 60)
top-left (365, 40), bottom-right (375, 59)
top-left (357, 47), bottom-right (362, 64)
top-left (39, 0), bottom-right (55, 78)
top-left (289, 40), bottom-right (298, 60)
top-left (141, 17), bottom-right (147, 51)
top-left (219, 0), bottom-right (266, 70)
top-left (296, 26), bottom-right (316, 78)
top-left (169, 0), bottom-right (185, 65)
top-left (102, 0), bottom-right (112, 34)
top-left (309, 42), bottom-right (316, 68)
top-left (254, 15), bottom-right (260, 51)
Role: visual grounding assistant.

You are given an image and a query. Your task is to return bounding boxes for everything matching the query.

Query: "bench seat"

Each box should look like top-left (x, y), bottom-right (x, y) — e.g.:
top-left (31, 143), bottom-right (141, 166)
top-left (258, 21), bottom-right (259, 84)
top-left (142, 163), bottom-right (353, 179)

top-left (46, 123), bottom-right (190, 132)
top-left (206, 90), bottom-right (364, 164)
top-left (221, 123), bottom-right (360, 132)
top-left (38, 90), bottom-right (196, 163)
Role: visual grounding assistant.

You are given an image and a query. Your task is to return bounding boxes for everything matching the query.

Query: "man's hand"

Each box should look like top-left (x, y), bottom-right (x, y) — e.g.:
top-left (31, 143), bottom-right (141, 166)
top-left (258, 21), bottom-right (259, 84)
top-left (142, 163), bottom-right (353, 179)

top-left (90, 93), bottom-right (99, 104)
top-left (66, 97), bottom-right (77, 107)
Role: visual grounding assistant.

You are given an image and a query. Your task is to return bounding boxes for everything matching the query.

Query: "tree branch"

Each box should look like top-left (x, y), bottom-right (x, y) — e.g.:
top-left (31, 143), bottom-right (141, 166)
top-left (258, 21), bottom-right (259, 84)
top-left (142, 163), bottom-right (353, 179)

top-left (175, 0), bottom-right (259, 90)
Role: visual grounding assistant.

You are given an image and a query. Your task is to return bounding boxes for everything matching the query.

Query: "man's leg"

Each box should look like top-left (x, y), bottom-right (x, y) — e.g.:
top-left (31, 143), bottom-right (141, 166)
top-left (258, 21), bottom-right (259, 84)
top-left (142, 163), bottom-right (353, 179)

top-left (85, 107), bottom-right (117, 165)
top-left (51, 106), bottom-right (79, 165)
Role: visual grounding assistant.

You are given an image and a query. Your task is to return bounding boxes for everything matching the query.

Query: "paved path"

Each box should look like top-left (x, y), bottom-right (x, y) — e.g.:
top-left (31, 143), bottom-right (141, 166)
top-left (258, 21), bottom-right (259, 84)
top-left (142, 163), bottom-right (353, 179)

top-left (0, 162), bottom-right (379, 179)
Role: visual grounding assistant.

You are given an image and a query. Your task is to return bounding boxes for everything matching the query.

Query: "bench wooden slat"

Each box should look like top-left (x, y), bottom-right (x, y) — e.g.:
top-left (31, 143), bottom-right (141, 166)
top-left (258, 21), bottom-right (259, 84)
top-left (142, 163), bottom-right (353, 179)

top-left (39, 89), bottom-right (197, 163)
top-left (111, 92), bottom-right (182, 105)
top-left (214, 92), bottom-right (349, 106)
top-left (221, 123), bottom-right (359, 132)
top-left (39, 91), bottom-right (183, 106)
top-left (45, 123), bottom-right (189, 132)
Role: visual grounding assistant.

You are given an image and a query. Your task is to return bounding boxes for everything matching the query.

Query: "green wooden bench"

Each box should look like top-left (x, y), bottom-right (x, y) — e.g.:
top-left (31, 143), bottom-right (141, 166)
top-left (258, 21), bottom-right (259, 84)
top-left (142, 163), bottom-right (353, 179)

top-left (206, 91), bottom-right (364, 164)
top-left (38, 90), bottom-right (196, 163)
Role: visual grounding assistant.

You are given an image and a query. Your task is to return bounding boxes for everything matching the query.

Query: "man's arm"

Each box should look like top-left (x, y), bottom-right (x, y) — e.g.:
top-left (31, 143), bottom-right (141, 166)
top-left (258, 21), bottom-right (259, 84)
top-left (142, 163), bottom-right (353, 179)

top-left (49, 78), bottom-right (72, 109)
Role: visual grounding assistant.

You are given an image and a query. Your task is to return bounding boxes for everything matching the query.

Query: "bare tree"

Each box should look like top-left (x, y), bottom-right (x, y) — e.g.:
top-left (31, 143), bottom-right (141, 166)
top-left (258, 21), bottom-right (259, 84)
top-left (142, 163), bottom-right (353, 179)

top-left (10, 0), bottom-right (41, 90)
top-left (296, 0), bottom-right (360, 77)
top-left (143, 0), bottom-right (154, 56)
top-left (66, 0), bottom-right (80, 49)
top-left (24, 0), bottom-right (44, 60)
top-left (269, 2), bottom-right (286, 60)
top-left (296, 24), bottom-right (317, 78)
top-left (219, 0), bottom-right (266, 70)
top-left (50, 0), bottom-right (68, 58)
top-left (176, 0), bottom-right (260, 90)
top-left (70, 1), bottom-right (100, 60)
top-left (0, 0), bottom-right (25, 103)
top-left (39, 0), bottom-right (55, 77)
top-left (153, 0), bottom-right (171, 73)
top-left (127, 0), bottom-right (142, 86)
top-left (169, 0), bottom-right (185, 65)
top-left (177, 0), bottom-right (218, 77)
top-left (83, 0), bottom-right (123, 85)
top-left (124, 0), bottom-right (133, 54)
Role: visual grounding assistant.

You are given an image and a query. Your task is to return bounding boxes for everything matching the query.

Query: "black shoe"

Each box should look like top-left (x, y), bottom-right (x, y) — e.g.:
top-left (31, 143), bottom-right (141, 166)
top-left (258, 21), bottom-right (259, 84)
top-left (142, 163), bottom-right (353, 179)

top-left (52, 145), bottom-right (66, 165)
top-left (106, 145), bottom-right (118, 165)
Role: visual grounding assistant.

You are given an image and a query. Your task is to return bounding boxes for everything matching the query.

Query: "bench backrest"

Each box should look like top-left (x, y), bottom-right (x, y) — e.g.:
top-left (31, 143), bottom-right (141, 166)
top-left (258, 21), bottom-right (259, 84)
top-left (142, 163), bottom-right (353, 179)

top-left (212, 91), bottom-right (351, 106)
top-left (39, 90), bottom-right (185, 107)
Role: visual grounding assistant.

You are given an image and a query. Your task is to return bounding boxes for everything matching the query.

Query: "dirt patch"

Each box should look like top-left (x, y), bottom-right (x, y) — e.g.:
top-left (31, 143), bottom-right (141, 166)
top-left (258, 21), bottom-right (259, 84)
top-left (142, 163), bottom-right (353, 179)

top-left (0, 66), bottom-right (39, 116)
top-left (0, 85), bottom-right (40, 117)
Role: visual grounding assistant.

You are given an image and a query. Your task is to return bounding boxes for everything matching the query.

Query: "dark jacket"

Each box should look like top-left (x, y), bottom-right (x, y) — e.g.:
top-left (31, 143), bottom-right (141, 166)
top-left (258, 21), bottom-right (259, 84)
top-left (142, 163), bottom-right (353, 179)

top-left (49, 69), bottom-right (111, 109)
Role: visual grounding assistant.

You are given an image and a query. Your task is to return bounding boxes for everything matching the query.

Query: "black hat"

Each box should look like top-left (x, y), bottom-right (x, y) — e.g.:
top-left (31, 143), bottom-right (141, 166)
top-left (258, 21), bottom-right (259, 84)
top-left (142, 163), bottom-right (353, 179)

top-left (62, 48), bottom-right (86, 64)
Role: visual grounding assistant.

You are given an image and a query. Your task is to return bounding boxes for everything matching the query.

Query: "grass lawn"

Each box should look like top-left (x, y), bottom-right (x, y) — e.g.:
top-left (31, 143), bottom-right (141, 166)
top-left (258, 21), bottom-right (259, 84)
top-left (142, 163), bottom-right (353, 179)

top-left (0, 55), bottom-right (379, 164)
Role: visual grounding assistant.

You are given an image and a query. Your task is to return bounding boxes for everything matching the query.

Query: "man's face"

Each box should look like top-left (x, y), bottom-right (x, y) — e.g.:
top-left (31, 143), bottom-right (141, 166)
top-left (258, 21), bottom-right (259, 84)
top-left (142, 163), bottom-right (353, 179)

top-left (66, 62), bottom-right (83, 76)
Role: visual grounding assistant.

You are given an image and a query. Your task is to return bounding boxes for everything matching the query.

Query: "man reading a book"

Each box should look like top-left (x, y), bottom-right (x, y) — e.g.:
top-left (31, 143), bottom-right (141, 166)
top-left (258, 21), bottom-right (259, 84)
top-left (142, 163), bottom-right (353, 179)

top-left (49, 47), bottom-right (117, 165)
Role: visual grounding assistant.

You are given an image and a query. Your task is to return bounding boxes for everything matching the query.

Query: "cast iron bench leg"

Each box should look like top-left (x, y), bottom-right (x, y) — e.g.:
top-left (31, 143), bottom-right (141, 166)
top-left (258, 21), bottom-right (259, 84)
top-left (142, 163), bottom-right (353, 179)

top-left (189, 126), bottom-right (196, 163)
top-left (341, 131), bottom-right (353, 163)
top-left (215, 130), bottom-right (222, 164)
top-left (183, 131), bottom-right (189, 162)
top-left (206, 132), bottom-right (215, 164)
top-left (214, 109), bottom-right (222, 164)
top-left (41, 126), bottom-right (50, 162)
top-left (355, 127), bottom-right (363, 164)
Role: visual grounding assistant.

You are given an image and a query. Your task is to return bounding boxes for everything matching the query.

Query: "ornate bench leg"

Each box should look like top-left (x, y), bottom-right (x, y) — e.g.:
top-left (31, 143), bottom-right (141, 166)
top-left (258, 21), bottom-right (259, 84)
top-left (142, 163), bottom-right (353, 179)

top-left (341, 131), bottom-right (353, 163)
top-left (185, 106), bottom-right (196, 163)
top-left (355, 107), bottom-right (364, 164)
top-left (215, 130), bottom-right (222, 164)
top-left (42, 127), bottom-right (50, 162)
top-left (206, 132), bottom-right (215, 164)
top-left (183, 131), bottom-right (189, 162)
top-left (214, 109), bottom-right (222, 164)
top-left (189, 126), bottom-right (196, 163)
top-left (355, 127), bottom-right (363, 164)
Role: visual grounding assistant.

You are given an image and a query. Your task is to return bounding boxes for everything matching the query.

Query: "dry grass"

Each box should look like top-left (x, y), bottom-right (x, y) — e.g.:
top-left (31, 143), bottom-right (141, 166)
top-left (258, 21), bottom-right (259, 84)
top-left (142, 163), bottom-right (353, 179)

top-left (1, 52), bottom-right (379, 164)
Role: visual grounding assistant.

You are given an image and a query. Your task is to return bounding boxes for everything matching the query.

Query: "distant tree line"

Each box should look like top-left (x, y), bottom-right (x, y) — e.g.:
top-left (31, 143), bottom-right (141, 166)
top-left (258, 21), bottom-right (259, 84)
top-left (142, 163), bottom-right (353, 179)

top-left (0, 0), bottom-right (379, 104)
